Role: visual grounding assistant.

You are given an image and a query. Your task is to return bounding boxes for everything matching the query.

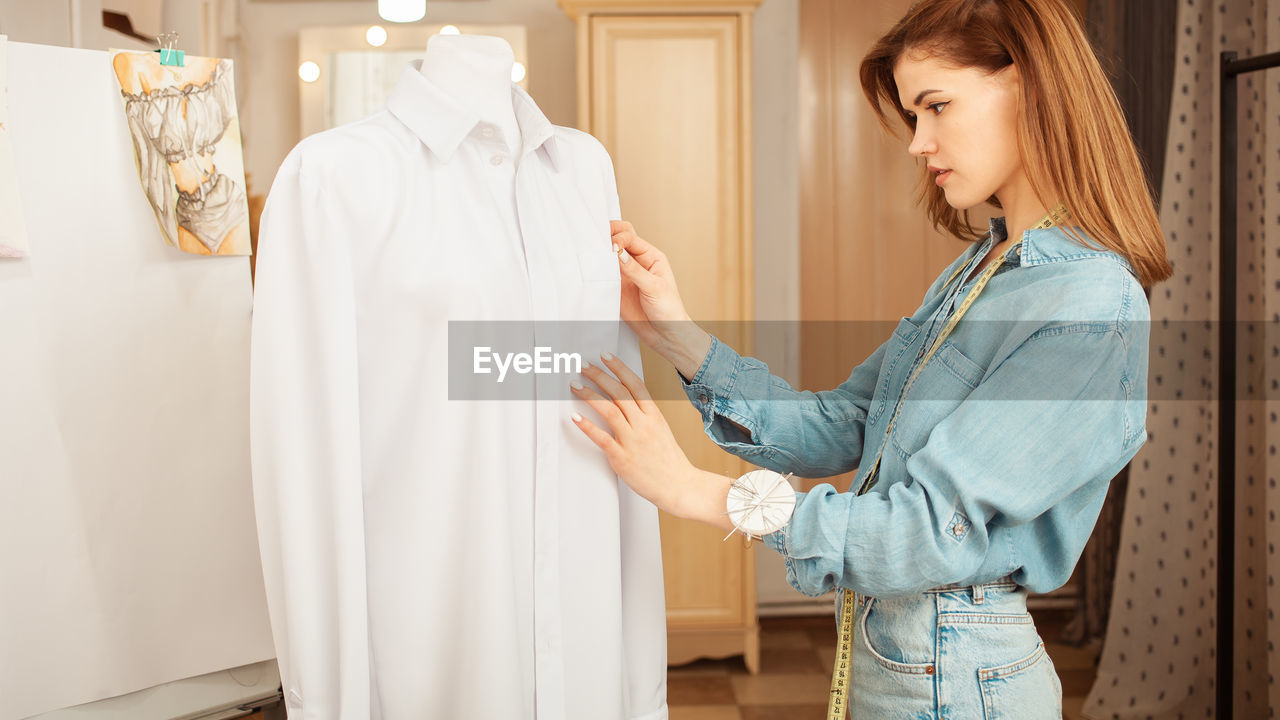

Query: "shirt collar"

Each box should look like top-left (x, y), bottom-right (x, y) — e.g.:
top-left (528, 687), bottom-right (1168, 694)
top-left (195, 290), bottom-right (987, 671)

top-left (987, 216), bottom-right (1136, 274)
top-left (386, 61), bottom-right (560, 169)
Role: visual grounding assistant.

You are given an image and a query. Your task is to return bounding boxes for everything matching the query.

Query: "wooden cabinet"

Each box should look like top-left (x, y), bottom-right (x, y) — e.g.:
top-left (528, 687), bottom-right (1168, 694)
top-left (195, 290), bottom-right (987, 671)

top-left (559, 0), bottom-right (762, 672)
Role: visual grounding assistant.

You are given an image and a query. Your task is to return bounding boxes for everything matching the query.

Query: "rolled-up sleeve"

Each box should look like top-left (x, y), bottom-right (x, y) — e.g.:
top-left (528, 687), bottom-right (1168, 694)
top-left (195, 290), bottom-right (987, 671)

top-left (766, 324), bottom-right (1146, 598)
top-left (679, 335), bottom-right (888, 478)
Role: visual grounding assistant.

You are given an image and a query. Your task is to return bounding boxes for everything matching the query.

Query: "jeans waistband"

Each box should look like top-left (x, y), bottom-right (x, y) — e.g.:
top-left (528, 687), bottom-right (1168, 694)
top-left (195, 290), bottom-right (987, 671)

top-left (922, 574), bottom-right (1018, 594)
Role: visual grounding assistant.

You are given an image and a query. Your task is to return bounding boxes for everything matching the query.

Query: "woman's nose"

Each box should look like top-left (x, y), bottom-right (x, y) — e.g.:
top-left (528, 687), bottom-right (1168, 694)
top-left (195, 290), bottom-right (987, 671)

top-left (908, 125), bottom-right (935, 157)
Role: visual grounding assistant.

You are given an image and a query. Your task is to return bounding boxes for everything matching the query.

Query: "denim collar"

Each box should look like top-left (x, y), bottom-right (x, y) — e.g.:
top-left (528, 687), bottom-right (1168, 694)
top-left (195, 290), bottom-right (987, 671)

top-left (986, 216), bottom-right (1135, 274)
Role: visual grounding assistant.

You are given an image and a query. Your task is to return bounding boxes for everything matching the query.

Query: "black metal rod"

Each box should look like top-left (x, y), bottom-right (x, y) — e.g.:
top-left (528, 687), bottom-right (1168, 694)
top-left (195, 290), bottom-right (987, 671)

top-left (1218, 49), bottom-right (1237, 720)
top-left (1216, 46), bottom-right (1280, 720)
top-left (1224, 50), bottom-right (1280, 77)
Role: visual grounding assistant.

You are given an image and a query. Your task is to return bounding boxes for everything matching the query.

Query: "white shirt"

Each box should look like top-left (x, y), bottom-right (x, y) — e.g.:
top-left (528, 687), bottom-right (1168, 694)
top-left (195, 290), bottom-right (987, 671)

top-left (250, 64), bottom-right (668, 720)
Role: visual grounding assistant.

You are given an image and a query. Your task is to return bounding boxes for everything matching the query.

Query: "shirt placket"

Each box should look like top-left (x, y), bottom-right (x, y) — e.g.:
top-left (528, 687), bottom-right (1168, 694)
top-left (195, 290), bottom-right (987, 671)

top-left (511, 150), bottom-right (566, 719)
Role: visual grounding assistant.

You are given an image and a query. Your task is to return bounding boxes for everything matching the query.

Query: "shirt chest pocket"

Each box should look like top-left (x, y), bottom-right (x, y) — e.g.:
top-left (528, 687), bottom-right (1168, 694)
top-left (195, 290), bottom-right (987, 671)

top-left (573, 248), bottom-right (621, 321)
top-left (869, 317), bottom-right (923, 426)
top-left (889, 340), bottom-right (985, 460)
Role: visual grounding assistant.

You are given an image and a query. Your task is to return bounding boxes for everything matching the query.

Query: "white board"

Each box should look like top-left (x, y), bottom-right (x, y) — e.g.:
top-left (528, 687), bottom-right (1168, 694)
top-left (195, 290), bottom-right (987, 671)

top-left (0, 41), bottom-right (275, 720)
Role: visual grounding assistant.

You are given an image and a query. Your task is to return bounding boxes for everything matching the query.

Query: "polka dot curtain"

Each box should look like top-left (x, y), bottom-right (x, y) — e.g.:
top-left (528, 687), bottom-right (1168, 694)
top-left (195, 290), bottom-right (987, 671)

top-left (1085, 0), bottom-right (1276, 717)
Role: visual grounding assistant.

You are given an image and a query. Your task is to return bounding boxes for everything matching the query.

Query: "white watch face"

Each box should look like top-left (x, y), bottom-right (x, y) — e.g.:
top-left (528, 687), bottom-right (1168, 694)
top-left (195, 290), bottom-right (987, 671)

top-left (726, 469), bottom-right (796, 536)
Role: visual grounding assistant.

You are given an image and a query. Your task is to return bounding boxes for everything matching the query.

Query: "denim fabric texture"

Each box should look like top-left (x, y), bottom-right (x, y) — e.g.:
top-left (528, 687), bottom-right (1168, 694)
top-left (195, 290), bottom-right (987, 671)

top-left (847, 581), bottom-right (1063, 719)
top-left (681, 217), bottom-right (1149, 599)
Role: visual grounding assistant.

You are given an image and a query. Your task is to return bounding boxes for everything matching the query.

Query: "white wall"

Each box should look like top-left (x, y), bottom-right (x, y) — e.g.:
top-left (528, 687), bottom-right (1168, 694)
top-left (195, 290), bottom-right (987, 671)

top-left (0, 0), bottom-right (73, 45)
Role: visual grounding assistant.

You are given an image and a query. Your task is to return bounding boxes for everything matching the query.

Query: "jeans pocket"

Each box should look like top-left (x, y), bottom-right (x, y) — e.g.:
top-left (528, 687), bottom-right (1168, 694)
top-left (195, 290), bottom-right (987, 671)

top-left (978, 642), bottom-right (1063, 720)
top-left (858, 598), bottom-right (936, 675)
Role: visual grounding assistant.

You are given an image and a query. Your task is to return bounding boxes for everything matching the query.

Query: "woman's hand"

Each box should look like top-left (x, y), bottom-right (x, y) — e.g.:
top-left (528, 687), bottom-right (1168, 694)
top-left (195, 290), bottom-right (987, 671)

top-left (610, 221), bottom-right (712, 379)
top-left (570, 352), bottom-right (733, 531)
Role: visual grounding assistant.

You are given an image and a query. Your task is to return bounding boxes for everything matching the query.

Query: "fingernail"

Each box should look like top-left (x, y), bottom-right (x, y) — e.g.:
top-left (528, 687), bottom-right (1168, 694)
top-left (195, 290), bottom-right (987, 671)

top-left (601, 351), bottom-right (615, 361)
top-left (619, 250), bottom-right (630, 264)
top-left (571, 412), bottom-right (583, 422)
top-left (612, 244), bottom-right (620, 253)
top-left (570, 380), bottom-right (583, 390)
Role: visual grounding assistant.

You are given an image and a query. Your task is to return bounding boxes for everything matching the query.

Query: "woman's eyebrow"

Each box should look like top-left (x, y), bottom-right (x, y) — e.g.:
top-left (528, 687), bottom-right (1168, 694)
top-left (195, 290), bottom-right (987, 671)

top-left (911, 89), bottom-right (943, 106)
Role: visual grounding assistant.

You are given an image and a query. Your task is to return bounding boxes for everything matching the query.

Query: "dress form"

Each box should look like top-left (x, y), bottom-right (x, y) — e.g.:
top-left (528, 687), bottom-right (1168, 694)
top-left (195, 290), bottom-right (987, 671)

top-left (419, 35), bottom-right (521, 156)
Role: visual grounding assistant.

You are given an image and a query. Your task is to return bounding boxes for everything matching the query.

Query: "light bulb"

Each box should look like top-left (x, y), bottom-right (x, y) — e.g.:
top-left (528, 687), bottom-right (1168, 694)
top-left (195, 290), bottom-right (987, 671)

top-left (298, 61), bottom-right (320, 83)
top-left (511, 62), bottom-right (526, 82)
top-left (378, 0), bottom-right (425, 23)
top-left (366, 25), bottom-right (388, 47)
top-left (439, 25), bottom-right (460, 35)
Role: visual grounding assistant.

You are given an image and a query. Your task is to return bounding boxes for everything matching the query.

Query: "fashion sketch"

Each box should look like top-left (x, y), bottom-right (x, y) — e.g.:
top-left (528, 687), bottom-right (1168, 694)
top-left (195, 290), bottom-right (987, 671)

top-left (111, 51), bottom-right (250, 256)
top-left (0, 36), bottom-right (29, 258)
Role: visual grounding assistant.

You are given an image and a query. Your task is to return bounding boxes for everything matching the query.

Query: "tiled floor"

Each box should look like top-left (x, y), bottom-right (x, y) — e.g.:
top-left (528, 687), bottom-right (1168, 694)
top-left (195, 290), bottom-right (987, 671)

top-left (668, 610), bottom-right (1099, 720)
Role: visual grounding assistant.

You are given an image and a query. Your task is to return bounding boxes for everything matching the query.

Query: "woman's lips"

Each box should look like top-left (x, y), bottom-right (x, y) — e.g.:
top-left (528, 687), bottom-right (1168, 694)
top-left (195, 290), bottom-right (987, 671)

top-left (934, 169), bottom-right (952, 186)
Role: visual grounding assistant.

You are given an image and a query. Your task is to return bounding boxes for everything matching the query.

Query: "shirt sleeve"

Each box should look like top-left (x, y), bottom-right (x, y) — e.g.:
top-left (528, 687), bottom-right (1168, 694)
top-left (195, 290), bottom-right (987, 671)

top-left (249, 149), bottom-right (371, 719)
top-left (604, 151), bottom-right (668, 720)
top-left (678, 335), bottom-right (888, 478)
top-left (765, 324), bottom-right (1145, 598)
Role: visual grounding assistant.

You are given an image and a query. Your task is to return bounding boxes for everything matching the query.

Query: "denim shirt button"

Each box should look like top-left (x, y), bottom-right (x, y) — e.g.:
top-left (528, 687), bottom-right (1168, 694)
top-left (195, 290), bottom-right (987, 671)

top-left (698, 393), bottom-right (709, 403)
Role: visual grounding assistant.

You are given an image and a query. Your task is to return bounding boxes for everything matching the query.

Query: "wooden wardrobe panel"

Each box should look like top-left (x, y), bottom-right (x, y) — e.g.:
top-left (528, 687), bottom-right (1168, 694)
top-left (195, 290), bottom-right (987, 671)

top-left (565, 0), bottom-right (761, 670)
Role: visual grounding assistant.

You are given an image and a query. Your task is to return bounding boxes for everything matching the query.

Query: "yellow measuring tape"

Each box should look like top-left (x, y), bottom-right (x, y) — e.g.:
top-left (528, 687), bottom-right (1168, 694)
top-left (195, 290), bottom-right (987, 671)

top-left (825, 205), bottom-right (1067, 720)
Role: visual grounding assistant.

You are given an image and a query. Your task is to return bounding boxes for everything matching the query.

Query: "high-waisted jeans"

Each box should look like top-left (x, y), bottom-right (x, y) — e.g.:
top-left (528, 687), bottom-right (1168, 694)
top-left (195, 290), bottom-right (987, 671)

top-left (847, 578), bottom-right (1063, 719)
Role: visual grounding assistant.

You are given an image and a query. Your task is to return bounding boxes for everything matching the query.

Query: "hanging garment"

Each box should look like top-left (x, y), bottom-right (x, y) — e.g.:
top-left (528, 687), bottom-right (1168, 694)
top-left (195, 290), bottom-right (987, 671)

top-left (250, 64), bottom-right (668, 720)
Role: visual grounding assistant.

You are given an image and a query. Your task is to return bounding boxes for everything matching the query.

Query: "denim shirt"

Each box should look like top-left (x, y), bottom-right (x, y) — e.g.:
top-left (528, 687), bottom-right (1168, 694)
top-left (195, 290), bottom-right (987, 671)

top-left (681, 218), bottom-right (1149, 599)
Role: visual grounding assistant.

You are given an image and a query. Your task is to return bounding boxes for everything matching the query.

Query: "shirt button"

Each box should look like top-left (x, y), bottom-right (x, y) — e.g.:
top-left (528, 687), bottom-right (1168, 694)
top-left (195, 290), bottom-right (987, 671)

top-left (698, 393), bottom-right (708, 403)
top-left (481, 127), bottom-right (494, 138)
top-left (490, 155), bottom-right (504, 166)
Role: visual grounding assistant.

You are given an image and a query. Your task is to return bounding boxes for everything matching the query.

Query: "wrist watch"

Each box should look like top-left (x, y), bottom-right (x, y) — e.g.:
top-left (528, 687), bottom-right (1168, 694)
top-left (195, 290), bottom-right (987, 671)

top-left (725, 469), bottom-right (797, 541)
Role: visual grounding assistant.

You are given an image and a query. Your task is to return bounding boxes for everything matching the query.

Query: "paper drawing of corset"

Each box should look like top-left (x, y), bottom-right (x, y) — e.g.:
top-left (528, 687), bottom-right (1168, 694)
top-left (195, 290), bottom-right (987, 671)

top-left (122, 60), bottom-right (247, 253)
top-left (176, 171), bottom-right (246, 251)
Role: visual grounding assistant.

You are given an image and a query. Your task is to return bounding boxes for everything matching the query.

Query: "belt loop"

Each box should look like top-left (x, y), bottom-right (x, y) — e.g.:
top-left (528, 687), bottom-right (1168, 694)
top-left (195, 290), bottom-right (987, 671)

top-left (972, 582), bottom-right (985, 605)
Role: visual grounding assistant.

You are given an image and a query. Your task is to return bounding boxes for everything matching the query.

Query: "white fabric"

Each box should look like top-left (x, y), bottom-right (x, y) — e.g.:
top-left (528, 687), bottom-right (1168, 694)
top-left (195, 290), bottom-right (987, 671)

top-left (250, 64), bottom-right (668, 720)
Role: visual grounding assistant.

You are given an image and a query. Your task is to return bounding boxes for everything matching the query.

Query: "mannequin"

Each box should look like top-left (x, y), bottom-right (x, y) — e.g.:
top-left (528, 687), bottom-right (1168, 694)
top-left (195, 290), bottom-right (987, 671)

top-left (251, 26), bottom-right (669, 720)
top-left (419, 34), bottom-right (522, 157)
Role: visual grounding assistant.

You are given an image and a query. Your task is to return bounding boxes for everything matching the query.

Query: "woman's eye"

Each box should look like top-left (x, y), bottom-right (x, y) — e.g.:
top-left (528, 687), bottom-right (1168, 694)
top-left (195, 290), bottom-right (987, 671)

top-left (927, 102), bottom-right (948, 115)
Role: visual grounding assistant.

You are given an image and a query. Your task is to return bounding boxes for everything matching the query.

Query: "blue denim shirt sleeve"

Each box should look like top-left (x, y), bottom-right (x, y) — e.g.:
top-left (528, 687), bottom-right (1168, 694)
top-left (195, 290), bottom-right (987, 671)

top-left (680, 334), bottom-right (888, 477)
top-left (766, 323), bottom-right (1145, 598)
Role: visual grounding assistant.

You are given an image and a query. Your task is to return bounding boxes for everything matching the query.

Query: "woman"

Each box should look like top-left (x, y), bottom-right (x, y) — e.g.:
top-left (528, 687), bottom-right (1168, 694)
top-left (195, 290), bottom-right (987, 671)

top-left (570, 0), bottom-right (1171, 717)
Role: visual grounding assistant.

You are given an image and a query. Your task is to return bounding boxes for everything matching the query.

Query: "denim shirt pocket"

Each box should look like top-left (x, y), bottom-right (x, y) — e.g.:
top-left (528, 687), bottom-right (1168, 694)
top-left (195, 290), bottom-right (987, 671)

top-left (869, 317), bottom-right (922, 427)
top-left (890, 340), bottom-right (984, 460)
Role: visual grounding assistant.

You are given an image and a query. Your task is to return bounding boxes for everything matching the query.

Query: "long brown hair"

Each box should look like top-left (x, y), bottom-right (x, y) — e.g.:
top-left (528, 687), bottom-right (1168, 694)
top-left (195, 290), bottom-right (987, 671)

top-left (859, 0), bottom-right (1172, 288)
